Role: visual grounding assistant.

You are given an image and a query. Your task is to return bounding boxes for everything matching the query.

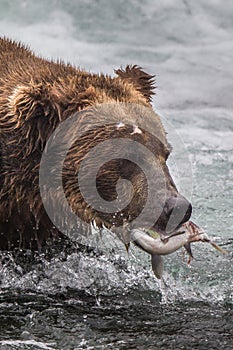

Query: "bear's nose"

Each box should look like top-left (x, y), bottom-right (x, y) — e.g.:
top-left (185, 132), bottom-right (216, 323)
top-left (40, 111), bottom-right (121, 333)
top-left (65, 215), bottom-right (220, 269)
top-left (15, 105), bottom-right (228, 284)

top-left (164, 195), bottom-right (192, 232)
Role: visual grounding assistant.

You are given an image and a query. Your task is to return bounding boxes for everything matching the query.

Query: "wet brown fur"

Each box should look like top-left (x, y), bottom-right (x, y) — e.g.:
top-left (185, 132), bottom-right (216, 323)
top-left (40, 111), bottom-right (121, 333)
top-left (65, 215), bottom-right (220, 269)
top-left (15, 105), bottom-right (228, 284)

top-left (0, 37), bottom-right (176, 250)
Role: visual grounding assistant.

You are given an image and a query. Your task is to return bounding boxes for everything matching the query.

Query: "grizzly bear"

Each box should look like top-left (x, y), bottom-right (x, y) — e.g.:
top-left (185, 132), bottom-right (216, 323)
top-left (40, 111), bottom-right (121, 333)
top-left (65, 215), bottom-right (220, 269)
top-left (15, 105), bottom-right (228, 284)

top-left (0, 37), bottom-right (192, 251)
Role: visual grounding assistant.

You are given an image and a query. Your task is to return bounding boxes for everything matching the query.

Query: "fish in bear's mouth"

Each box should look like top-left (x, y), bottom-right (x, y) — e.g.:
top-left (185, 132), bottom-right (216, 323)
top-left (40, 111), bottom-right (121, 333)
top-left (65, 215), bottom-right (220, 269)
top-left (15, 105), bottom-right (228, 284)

top-left (123, 221), bottom-right (228, 279)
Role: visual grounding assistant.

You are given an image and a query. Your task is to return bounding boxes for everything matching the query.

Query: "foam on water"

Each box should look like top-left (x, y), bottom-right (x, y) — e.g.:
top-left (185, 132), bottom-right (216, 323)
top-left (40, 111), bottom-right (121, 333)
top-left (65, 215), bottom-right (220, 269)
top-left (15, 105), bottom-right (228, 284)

top-left (0, 231), bottom-right (232, 306)
top-left (0, 339), bottom-right (56, 350)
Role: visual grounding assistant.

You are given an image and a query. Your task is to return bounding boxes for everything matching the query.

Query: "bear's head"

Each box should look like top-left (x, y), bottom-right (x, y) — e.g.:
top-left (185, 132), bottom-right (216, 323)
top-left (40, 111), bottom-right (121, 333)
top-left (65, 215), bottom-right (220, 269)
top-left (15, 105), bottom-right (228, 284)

top-left (4, 65), bottom-right (192, 249)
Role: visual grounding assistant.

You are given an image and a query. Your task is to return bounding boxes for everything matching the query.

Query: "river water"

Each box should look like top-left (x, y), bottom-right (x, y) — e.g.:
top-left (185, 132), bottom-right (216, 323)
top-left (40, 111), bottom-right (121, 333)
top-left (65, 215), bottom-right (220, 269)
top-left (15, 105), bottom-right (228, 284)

top-left (0, 1), bottom-right (232, 349)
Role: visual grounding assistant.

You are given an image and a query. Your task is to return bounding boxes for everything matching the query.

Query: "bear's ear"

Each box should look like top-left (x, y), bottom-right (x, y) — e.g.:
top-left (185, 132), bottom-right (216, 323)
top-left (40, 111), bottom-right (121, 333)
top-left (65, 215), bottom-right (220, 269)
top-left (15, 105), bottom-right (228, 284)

top-left (115, 65), bottom-right (156, 102)
top-left (9, 82), bottom-right (59, 124)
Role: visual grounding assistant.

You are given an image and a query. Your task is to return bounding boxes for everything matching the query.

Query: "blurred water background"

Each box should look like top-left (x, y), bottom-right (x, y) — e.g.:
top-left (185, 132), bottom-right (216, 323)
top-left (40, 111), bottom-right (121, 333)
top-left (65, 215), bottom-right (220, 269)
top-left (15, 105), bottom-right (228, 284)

top-left (0, 1), bottom-right (232, 349)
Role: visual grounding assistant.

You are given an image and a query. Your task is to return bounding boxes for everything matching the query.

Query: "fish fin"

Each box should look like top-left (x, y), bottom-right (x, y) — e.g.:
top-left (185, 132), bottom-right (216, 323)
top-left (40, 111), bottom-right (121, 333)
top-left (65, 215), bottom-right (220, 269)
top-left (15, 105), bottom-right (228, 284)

top-left (125, 242), bottom-right (130, 252)
top-left (210, 242), bottom-right (228, 254)
top-left (184, 243), bottom-right (193, 264)
top-left (151, 254), bottom-right (164, 279)
top-left (184, 243), bottom-right (193, 258)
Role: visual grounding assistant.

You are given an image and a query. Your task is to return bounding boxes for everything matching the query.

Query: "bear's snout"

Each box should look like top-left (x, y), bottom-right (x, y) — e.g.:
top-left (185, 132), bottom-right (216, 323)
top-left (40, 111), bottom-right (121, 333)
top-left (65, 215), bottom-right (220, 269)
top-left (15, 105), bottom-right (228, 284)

top-left (160, 195), bottom-right (192, 233)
